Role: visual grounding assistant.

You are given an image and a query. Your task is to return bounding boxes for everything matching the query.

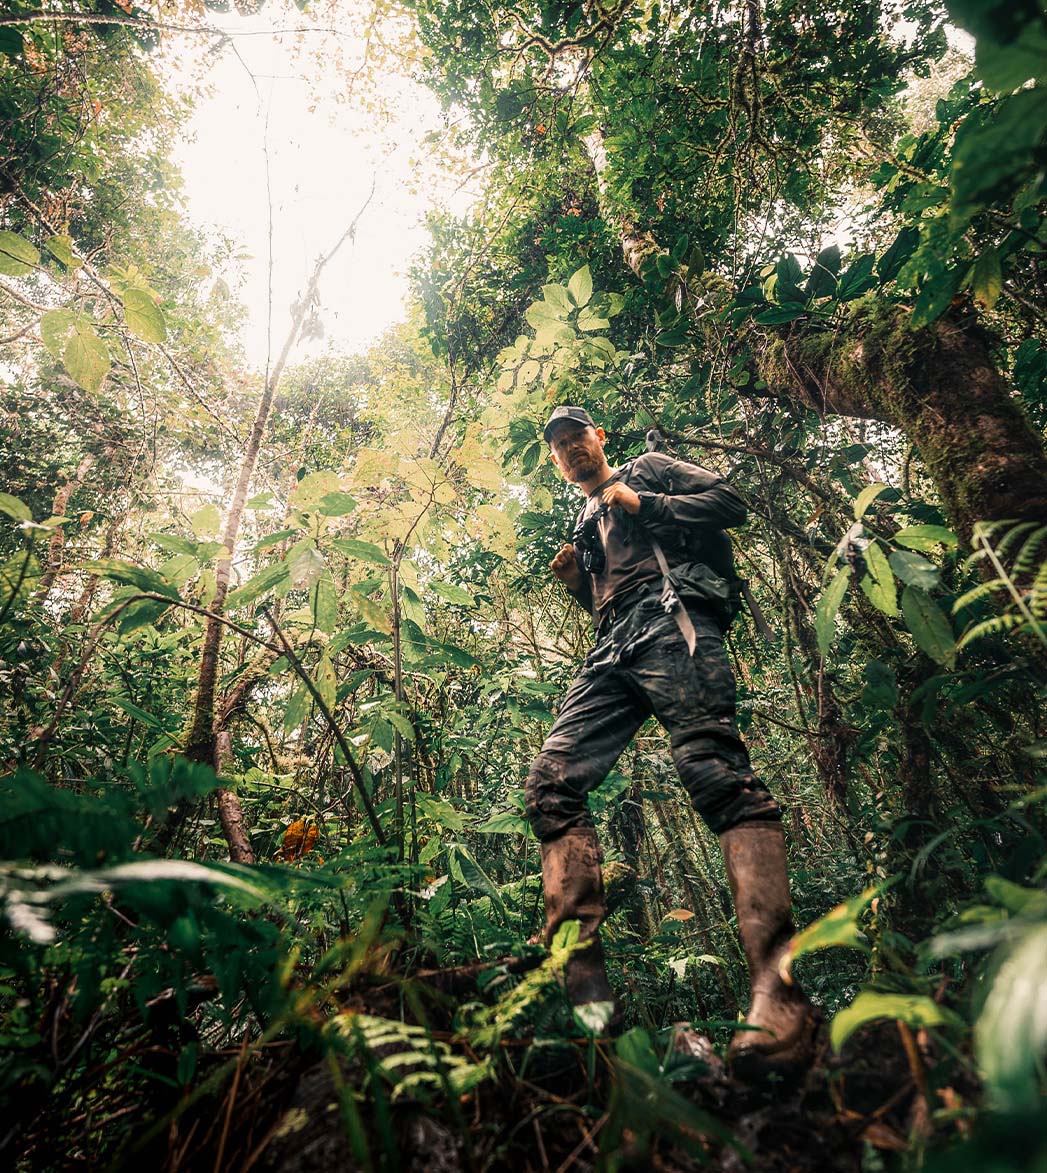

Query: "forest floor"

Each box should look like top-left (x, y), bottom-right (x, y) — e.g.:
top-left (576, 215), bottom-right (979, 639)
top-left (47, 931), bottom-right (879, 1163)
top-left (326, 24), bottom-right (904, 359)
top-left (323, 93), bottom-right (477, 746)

top-left (17, 960), bottom-right (961, 1173)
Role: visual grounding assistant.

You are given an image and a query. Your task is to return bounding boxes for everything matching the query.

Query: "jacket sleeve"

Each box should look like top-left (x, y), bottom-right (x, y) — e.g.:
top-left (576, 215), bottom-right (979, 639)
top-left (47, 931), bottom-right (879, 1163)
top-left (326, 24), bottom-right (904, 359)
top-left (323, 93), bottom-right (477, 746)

top-left (633, 454), bottom-right (748, 530)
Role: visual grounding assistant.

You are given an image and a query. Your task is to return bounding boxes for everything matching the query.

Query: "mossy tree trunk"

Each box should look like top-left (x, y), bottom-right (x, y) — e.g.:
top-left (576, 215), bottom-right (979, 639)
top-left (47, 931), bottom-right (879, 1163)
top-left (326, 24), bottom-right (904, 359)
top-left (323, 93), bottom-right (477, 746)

top-left (759, 308), bottom-right (1047, 541)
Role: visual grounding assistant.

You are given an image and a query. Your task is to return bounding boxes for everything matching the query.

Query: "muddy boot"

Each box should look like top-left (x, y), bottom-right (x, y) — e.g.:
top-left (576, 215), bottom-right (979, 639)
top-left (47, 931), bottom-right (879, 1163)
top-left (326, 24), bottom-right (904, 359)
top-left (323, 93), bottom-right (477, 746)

top-left (720, 821), bottom-right (816, 1077)
top-left (541, 826), bottom-right (617, 1032)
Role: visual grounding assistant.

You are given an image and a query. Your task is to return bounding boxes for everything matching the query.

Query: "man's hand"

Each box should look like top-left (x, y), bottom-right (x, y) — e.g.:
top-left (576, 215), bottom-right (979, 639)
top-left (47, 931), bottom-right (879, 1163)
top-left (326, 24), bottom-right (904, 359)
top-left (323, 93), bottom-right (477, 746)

top-left (601, 482), bottom-right (641, 514)
top-left (550, 544), bottom-right (583, 592)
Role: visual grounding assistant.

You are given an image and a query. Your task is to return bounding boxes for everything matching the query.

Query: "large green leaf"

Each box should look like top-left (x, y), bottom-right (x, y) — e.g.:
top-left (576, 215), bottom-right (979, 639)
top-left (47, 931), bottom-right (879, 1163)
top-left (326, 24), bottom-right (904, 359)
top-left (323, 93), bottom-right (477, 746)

top-left (889, 550), bottom-right (940, 591)
top-left (0, 28), bottom-right (24, 56)
top-left (416, 793), bottom-right (466, 831)
top-left (116, 596), bottom-right (173, 635)
top-left (315, 652), bottom-right (336, 709)
top-left (283, 683), bottom-right (311, 733)
top-left (861, 542), bottom-right (898, 617)
top-left (85, 558), bottom-right (181, 601)
top-left (429, 580), bottom-right (475, 606)
top-left (566, 264), bottom-right (593, 308)
top-left (901, 585), bottom-right (956, 667)
top-left (120, 287), bottom-right (167, 342)
top-left (39, 308), bottom-right (76, 358)
top-left (332, 538), bottom-right (390, 565)
top-left (0, 230), bottom-right (40, 276)
top-left (448, 843), bottom-right (508, 919)
top-left (312, 570), bottom-right (338, 634)
top-left (831, 992), bottom-right (964, 1053)
top-left (876, 226), bottom-right (920, 284)
top-left (317, 491), bottom-right (358, 517)
top-left (44, 235), bottom-right (81, 269)
top-left (0, 493), bottom-right (31, 523)
top-left (803, 244), bottom-right (841, 300)
top-left (815, 566), bottom-right (849, 656)
top-left (836, 254), bottom-right (877, 301)
top-left (224, 561), bottom-right (289, 610)
top-left (64, 317), bottom-right (110, 392)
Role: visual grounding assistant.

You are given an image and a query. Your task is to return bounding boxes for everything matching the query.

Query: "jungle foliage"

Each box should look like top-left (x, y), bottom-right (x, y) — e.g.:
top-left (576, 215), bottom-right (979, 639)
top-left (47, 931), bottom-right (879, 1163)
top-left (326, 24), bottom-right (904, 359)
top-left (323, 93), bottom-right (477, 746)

top-left (0, 0), bottom-right (1045, 1169)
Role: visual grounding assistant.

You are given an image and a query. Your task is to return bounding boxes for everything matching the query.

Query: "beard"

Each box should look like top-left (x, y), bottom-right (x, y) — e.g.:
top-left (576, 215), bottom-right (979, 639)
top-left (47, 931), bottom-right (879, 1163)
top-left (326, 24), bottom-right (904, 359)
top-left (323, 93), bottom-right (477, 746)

top-left (563, 451), bottom-right (600, 481)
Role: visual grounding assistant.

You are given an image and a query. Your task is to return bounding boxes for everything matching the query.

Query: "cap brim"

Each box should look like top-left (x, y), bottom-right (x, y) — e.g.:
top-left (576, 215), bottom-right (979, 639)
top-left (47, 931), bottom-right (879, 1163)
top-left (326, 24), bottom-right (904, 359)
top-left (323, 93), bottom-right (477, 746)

top-left (544, 417), bottom-right (590, 443)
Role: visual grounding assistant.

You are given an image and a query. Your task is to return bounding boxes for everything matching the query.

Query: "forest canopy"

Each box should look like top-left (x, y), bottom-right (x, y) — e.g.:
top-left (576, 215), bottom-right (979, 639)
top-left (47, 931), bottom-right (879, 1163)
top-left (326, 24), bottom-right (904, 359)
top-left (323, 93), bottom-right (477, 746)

top-left (0, 0), bottom-right (1045, 1169)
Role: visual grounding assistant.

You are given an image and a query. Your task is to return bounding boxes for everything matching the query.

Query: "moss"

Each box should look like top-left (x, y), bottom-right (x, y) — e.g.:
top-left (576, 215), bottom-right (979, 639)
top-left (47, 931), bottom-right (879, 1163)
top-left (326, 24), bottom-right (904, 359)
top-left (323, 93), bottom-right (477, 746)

top-left (758, 296), bottom-right (1047, 536)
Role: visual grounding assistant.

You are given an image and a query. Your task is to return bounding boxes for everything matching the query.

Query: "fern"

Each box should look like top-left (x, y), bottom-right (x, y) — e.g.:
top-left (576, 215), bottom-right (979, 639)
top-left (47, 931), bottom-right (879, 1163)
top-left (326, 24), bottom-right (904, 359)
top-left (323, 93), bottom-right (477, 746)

top-left (328, 1013), bottom-right (490, 1100)
top-left (952, 577), bottom-right (1007, 615)
top-left (995, 521), bottom-right (1039, 559)
top-left (1013, 526), bottom-right (1047, 577)
top-left (956, 611), bottom-right (1026, 651)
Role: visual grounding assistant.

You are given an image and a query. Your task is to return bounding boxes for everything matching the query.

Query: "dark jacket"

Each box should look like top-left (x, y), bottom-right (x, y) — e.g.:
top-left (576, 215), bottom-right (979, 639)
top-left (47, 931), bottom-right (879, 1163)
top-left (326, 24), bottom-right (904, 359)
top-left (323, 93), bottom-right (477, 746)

top-left (568, 452), bottom-right (747, 627)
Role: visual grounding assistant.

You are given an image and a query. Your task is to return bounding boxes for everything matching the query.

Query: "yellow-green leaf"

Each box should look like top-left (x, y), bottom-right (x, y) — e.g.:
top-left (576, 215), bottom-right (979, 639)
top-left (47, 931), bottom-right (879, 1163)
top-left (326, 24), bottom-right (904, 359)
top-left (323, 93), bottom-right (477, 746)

top-left (315, 652), bottom-right (336, 709)
top-left (831, 992), bottom-right (963, 1053)
top-left (354, 592), bottom-right (391, 633)
top-left (0, 230), bottom-right (39, 276)
top-left (44, 235), bottom-right (82, 270)
top-left (861, 542), bottom-right (898, 617)
top-left (190, 503), bottom-right (221, 540)
top-left (39, 308), bottom-right (76, 359)
top-left (894, 525), bottom-right (958, 552)
top-left (780, 887), bottom-right (878, 981)
top-left (120, 287), bottom-right (167, 343)
top-left (64, 318), bottom-right (110, 392)
top-left (567, 264), bottom-right (593, 308)
top-left (971, 249), bottom-right (1003, 312)
top-left (853, 481), bottom-right (889, 521)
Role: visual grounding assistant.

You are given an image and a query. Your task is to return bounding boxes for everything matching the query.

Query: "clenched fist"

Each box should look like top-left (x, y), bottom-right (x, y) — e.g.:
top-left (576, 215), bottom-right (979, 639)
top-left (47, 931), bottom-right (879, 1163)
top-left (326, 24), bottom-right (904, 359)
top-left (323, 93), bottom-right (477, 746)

top-left (601, 482), bottom-right (641, 514)
top-left (550, 544), bottom-right (583, 592)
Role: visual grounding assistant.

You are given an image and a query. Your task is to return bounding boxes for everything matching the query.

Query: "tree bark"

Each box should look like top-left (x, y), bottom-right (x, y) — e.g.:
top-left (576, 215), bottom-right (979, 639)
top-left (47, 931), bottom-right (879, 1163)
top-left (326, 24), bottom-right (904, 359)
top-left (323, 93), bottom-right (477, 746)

top-left (764, 310), bottom-right (1047, 541)
top-left (32, 451), bottom-right (97, 607)
top-left (215, 730), bottom-right (255, 864)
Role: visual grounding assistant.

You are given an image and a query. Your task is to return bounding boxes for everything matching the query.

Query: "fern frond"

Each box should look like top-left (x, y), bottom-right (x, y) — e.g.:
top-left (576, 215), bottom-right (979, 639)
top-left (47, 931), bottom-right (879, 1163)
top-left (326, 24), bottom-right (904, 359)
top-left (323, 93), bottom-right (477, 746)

top-left (971, 519), bottom-right (1019, 547)
top-left (952, 578), bottom-right (1006, 615)
top-left (994, 521), bottom-right (1039, 558)
top-left (1013, 526), bottom-right (1047, 577)
top-left (956, 611), bottom-right (1025, 651)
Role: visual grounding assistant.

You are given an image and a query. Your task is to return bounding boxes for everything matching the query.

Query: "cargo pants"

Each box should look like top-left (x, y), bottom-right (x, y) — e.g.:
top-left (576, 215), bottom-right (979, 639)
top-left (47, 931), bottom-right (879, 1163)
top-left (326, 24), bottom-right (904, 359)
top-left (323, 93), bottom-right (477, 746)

top-left (525, 587), bottom-right (781, 842)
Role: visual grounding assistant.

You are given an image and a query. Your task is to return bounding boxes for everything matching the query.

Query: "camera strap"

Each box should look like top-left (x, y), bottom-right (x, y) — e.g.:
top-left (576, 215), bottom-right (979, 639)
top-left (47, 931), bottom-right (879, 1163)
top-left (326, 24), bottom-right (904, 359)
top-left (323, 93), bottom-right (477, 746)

top-left (649, 536), bottom-right (697, 655)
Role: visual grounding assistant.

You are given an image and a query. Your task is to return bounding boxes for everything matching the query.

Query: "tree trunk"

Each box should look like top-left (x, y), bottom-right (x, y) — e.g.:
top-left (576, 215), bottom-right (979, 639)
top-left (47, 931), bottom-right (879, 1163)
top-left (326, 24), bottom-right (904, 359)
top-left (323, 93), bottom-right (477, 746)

top-left (177, 199), bottom-right (373, 856)
top-left (763, 310), bottom-right (1047, 540)
top-left (215, 730), bottom-right (255, 864)
top-left (32, 451), bottom-right (97, 607)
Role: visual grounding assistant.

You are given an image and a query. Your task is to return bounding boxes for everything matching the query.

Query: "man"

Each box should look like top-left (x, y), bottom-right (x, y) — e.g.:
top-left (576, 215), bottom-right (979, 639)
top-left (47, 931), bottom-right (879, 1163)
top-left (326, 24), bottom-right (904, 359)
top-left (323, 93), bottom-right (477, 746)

top-left (525, 405), bottom-right (815, 1073)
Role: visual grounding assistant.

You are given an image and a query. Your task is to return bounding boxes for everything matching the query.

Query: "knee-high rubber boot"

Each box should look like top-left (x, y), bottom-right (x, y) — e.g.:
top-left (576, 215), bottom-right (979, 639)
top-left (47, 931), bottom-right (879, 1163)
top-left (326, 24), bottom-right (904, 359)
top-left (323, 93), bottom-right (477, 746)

top-left (541, 827), bottom-right (616, 1021)
top-left (720, 822), bottom-right (816, 1074)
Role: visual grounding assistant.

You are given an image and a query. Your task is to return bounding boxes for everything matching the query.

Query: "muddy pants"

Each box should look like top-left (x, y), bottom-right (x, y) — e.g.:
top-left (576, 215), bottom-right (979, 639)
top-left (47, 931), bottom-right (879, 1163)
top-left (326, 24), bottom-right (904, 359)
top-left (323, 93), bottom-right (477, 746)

top-left (525, 589), bottom-right (781, 842)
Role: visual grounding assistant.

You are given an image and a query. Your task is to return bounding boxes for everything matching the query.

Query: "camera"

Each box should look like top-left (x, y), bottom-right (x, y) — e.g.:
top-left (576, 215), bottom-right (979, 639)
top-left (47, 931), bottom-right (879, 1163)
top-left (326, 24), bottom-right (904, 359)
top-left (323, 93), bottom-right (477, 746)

top-left (572, 503), bottom-right (609, 573)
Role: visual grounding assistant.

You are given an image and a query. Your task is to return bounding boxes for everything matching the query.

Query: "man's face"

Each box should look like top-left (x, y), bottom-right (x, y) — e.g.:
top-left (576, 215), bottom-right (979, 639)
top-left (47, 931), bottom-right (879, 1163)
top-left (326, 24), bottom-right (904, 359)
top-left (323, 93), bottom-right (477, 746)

top-left (548, 422), bottom-right (606, 482)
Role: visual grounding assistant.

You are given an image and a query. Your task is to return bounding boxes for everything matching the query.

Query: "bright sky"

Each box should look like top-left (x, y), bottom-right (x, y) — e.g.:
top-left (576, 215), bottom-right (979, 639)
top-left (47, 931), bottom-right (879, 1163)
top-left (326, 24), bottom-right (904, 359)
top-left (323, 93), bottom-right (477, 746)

top-left (168, 6), bottom-right (470, 370)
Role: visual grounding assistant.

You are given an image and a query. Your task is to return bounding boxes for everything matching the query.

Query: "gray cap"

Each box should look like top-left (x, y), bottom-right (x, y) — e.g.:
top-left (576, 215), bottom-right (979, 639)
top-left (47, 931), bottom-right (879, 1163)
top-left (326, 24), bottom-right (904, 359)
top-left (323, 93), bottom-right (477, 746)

top-left (543, 405), bottom-right (596, 443)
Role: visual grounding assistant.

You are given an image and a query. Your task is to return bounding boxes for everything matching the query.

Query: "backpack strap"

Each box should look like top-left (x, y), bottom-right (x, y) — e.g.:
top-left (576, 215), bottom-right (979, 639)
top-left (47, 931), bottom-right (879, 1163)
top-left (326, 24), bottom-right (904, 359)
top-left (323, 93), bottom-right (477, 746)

top-left (648, 535), bottom-right (697, 655)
